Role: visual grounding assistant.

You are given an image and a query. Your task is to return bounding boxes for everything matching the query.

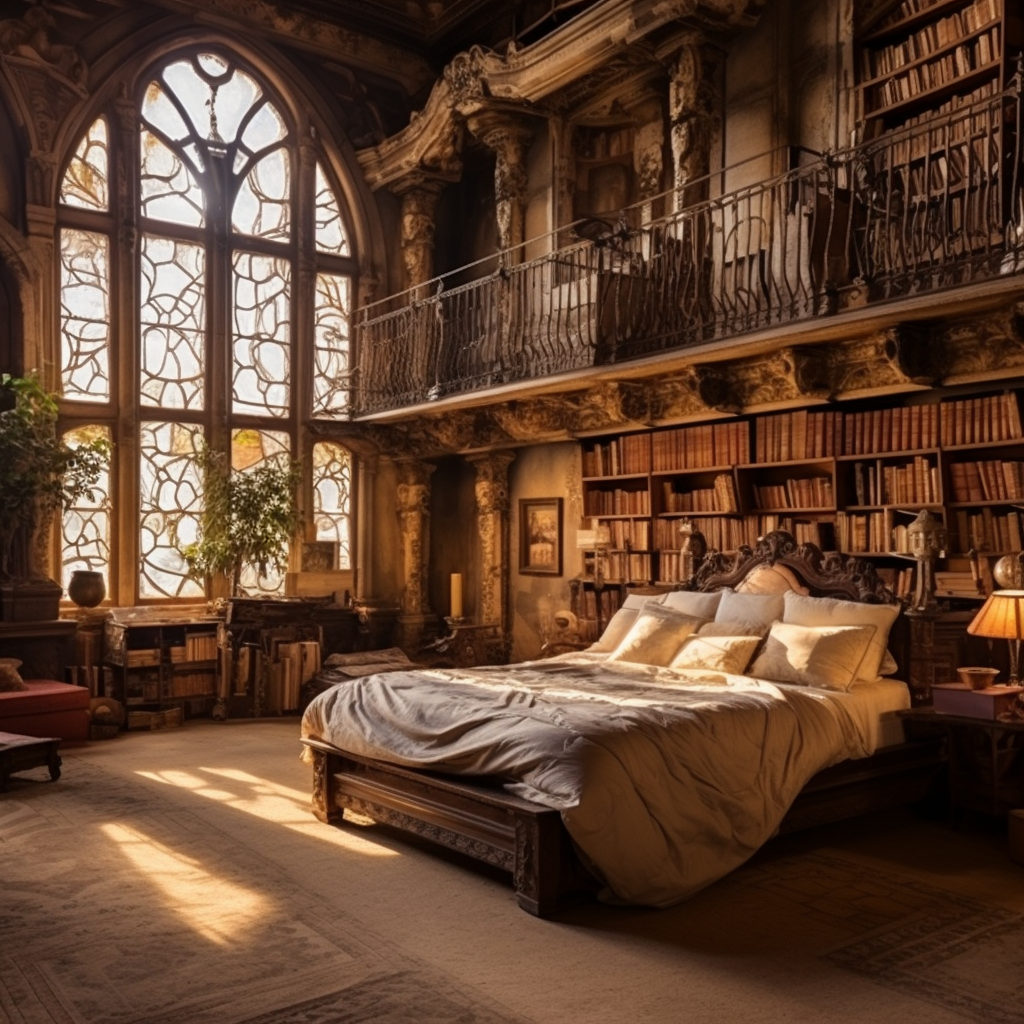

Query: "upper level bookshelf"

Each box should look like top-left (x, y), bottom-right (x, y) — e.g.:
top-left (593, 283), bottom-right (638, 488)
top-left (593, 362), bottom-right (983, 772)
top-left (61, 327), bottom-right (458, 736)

top-left (856, 0), bottom-right (1023, 134)
top-left (579, 386), bottom-right (1024, 589)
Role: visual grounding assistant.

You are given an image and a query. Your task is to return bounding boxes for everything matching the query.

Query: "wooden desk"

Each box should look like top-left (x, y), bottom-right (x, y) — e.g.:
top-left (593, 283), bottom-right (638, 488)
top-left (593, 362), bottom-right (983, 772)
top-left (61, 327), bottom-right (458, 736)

top-left (0, 731), bottom-right (61, 790)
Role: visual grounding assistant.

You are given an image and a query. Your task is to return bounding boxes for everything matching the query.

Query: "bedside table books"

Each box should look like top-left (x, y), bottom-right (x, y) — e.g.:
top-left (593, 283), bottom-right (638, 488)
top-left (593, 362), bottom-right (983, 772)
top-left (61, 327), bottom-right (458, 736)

top-left (932, 683), bottom-right (1024, 720)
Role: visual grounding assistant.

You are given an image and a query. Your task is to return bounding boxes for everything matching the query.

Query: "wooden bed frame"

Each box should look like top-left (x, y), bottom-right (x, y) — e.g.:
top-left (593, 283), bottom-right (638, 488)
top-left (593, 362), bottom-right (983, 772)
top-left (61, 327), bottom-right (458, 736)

top-left (302, 532), bottom-right (945, 916)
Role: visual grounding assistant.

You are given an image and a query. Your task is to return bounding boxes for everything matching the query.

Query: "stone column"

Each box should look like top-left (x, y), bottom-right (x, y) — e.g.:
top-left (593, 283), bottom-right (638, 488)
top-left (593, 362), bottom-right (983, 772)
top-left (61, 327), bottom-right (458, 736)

top-left (467, 451), bottom-right (516, 640)
top-left (395, 178), bottom-right (446, 296)
top-left (468, 111), bottom-right (534, 260)
top-left (667, 32), bottom-right (723, 210)
top-left (395, 458), bottom-right (437, 650)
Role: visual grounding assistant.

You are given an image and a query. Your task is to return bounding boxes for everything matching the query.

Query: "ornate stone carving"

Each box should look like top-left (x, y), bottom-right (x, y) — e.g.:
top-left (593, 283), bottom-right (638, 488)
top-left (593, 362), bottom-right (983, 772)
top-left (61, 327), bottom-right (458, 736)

top-left (0, 4), bottom-right (86, 88)
top-left (935, 303), bottom-right (1024, 378)
top-left (647, 365), bottom-right (713, 421)
top-left (468, 451), bottom-right (515, 629)
top-left (825, 326), bottom-right (937, 396)
top-left (489, 398), bottom-right (571, 442)
top-left (444, 45), bottom-right (490, 106)
top-left (666, 32), bottom-right (723, 206)
top-left (395, 459), bottom-right (436, 618)
top-left (396, 180), bottom-right (446, 291)
top-left (700, 347), bottom-right (829, 411)
top-left (468, 112), bottom-right (535, 256)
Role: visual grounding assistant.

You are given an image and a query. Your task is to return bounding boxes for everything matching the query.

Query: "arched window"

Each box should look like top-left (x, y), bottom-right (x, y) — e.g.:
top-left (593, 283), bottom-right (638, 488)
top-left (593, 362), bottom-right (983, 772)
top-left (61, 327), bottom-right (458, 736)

top-left (57, 48), bottom-right (354, 603)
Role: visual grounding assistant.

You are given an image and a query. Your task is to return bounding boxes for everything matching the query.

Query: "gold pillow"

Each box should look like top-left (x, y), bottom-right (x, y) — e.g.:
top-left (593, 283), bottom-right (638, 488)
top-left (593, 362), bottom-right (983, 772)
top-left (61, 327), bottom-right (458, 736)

top-left (0, 658), bottom-right (28, 692)
top-left (669, 635), bottom-right (763, 675)
top-left (607, 605), bottom-right (706, 667)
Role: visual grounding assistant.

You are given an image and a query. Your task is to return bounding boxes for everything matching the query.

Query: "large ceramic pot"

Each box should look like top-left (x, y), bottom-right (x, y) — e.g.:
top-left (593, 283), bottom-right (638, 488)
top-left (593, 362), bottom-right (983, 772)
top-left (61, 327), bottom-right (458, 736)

top-left (67, 569), bottom-right (106, 608)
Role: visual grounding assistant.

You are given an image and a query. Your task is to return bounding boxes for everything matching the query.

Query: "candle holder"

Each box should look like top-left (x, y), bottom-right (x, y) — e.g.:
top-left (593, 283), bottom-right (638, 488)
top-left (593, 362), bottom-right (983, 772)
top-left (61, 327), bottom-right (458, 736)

top-left (444, 616), bottom-right (468, 631)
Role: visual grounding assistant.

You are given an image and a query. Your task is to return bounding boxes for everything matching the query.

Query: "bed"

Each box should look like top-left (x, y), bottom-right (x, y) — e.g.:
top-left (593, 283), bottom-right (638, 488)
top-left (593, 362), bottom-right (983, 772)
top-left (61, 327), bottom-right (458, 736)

top-left (300, 531), bottom-right (943, 915)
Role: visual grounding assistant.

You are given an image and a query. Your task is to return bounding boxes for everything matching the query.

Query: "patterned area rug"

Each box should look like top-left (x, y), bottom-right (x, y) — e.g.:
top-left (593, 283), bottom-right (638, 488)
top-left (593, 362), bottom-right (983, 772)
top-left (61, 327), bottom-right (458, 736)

top-left (0, 758), bottom-right (531, 1024)
top-left (740, 851), bottom-right (1024, 1024)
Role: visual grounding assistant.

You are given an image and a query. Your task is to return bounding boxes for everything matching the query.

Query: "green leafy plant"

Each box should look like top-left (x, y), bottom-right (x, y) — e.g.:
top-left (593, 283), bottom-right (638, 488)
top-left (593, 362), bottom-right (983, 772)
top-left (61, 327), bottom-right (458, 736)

top-left (0, 373), bottom-right (110, 580)
top-left (175, 441), bottom-right (301, 597)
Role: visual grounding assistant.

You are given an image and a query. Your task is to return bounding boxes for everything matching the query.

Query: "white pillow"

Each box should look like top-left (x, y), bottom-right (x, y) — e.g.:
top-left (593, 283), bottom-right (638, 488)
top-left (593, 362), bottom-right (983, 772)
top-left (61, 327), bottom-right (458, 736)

top-left (733, 564), bottom-right (809, 596)
top-left (782, 591), bottom-right (900, 682)
top-left (661, 589), bottom-right (723, 619)
top-left (588, 607), bottom-right (639, 653)
top-left (669, 635), bottom-right (762, 675)
top-left (607, 605), bottom-right (706, 667)
top-left (748, 621), bottom-right (878, 691)
top-left (714, 589), bottom-right (785, 630)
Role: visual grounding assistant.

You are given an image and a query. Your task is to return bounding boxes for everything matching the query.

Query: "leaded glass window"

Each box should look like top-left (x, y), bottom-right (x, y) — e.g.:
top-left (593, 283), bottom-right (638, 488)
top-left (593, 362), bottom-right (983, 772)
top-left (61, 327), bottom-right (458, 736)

top-left (56, 48), bottom-right (357, 604)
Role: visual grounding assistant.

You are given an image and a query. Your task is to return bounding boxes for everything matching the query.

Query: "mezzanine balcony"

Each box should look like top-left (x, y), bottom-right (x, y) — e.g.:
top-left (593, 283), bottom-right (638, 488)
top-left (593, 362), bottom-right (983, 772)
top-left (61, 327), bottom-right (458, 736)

top-left (352, 81), bottom-right (1024, 418)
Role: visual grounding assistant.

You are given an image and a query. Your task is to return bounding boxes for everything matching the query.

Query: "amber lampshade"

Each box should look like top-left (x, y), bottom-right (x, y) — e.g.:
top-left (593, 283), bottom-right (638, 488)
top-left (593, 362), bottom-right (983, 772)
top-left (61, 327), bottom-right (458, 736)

top-left (967, 590), bottom-right (1024, 684)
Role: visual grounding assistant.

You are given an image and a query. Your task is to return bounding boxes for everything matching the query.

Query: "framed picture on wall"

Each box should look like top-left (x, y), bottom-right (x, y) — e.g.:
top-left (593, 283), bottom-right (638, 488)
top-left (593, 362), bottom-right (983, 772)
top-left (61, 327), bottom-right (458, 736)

top-left (519, 498), bottom-right (562, 576)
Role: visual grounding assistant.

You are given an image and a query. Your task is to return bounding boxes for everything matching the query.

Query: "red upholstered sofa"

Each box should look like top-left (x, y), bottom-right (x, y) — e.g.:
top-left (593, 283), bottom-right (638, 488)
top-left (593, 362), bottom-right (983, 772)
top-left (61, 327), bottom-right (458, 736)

top-left (0, 680), bottom-right (91, 744)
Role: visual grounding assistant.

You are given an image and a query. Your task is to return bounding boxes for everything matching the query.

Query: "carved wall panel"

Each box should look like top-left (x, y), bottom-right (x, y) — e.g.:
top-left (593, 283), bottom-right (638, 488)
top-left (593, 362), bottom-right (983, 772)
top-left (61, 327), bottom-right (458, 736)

top-left (468, 451), bottom-right (515, 630)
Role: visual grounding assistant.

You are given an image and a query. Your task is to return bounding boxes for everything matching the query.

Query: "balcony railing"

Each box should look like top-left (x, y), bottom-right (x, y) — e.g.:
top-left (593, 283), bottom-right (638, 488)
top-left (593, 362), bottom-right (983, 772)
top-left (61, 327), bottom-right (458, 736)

top-left (352, 80), bottom-right (1024, 416)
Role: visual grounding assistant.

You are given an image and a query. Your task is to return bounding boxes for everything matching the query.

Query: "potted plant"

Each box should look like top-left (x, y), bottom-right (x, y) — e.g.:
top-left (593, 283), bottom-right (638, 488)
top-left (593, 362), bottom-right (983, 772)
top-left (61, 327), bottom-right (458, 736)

top-left (0, 373), bottom-right (110, 620)
top-left (174, 441), bottom-right (301, 599)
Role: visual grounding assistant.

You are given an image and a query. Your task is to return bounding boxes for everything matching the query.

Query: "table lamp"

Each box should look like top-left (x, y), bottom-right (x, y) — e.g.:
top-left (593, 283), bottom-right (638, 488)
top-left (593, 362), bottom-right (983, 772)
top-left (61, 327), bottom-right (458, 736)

top-left (966, 589), bottom-right (1024, 685)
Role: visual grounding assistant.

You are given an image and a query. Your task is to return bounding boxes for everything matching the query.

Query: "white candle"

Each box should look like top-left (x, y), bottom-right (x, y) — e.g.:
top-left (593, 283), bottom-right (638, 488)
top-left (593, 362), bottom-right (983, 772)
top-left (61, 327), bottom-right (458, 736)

top-left (450, 573), bottom-right (463, 619)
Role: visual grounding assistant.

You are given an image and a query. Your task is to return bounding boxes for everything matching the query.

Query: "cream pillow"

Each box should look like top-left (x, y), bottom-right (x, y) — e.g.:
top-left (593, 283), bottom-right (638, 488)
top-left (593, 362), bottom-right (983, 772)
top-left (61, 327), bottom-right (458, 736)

top-left (714, 589), bottom-right (785, 630)
top-left (748, 621), bottom-right (877, 691)
top-left (698, 619), bottom-right (769, 638)
top-left (607, 605), bottom-right (706, 667)
top-left (589, 607), bottom-right (639, 653)
top-left (782, 591), bottom-right (900, 682)
top-left (661, 589), bottom-right (723, 619)
top-left (622, 592), bottom-right (666, 610)
top-left (669, 635), bottom-right (762, 675)
top-left (734, 564), bottom-right (809, 596)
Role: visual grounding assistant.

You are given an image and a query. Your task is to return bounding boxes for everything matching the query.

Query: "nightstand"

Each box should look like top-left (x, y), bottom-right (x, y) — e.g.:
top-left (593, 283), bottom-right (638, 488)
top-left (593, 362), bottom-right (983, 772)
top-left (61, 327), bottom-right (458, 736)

top-left (899, 707), bottom-right (1024, 818)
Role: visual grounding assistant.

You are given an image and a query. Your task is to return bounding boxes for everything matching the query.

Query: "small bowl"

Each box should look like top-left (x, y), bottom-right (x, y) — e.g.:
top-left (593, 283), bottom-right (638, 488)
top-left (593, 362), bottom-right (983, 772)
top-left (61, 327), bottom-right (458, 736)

top-left (957, 666), bottom-right (1000, 690)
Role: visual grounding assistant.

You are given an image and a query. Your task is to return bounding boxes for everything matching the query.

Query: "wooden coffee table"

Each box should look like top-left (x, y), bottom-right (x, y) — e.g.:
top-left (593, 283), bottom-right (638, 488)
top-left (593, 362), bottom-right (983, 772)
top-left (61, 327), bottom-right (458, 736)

top-left (0, 732), bottom-right (62, 791)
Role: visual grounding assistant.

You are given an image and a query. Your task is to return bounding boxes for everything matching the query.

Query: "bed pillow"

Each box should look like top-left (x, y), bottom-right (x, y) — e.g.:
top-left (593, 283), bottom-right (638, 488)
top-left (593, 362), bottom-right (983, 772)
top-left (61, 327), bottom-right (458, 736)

top-left (698, 619), bottom-right (770, 638)
top-left (669, 634), bottom-right (762, 675)
top-left (733, 564), bottom-right (809, 596)
top-left (622, 592), bottom-right (666, 610)
top-left (0, 658), bottom-right (27, 692)
top-left (714, 589), bottom-right (785, 630)
top-left (607, 605), bottom-right (707, 667)
top-left (588, 608), bottom-right (639, 652)
top-left (782, 591), bottom-right (901, 682)
top-left (661, 589), bottom-right (723, 619)
top-left (748, 621), bottom-right (878, 691)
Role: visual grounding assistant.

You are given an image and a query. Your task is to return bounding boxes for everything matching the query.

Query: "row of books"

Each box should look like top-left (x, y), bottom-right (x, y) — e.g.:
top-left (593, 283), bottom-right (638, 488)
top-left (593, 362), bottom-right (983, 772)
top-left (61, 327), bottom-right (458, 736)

top-left (754, 410), bottom-right (842, 462)
top-left (948, 459), bottom-right (1024, 502)
top-left (652, 514), bottom-right (829, 553)
top-left (661, 475), bottom-right (738, 513)
top-left (593, 552), bottom-right (652, 584)
top-left (584, 390), bottom-right (1023, 479)
top-left (581, 433), bottom-right (650, 476)
top-left (168, 632), bottom-right (218, 663)
top-left (934, 569), bottom-right (985, 598)
top-left (951, 507), bottom-right (1024, 553)
top-left (868, 30), bottom-right (999, 111)
top-left (752, 477), bottom-right (833, 510)
top-left (584, 488), bottom-right (650, 516)
top-left (65, 663), bottom-right (113, 697)
top-left (853, 457), bottom-right (940, 505)
top-left (836, 510), bottom-right (911, 554)
top-left (265, 639), bottom-right (321, 713)
top-left (875, 0), bottom-right (998, 35)
top-left (168, 670), bottom-right (216, 698)
top-left (649, 421), bottom-right (750, 472)
top-left (601, 519), bottom-right (650, 550)
top-left (862, 0), bottom-right (1000, 81)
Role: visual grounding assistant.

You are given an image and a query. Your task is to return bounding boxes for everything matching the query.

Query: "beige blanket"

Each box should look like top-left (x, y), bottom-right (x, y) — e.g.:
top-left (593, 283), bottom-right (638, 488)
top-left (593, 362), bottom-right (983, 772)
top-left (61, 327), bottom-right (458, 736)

top-left (301, 654), bottom-right (893, 907)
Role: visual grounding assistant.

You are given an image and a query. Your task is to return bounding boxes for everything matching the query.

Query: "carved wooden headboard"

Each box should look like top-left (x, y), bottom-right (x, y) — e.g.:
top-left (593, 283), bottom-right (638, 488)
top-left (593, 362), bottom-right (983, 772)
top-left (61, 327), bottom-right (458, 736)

top-left (688, 530), bottom-right (898, 605)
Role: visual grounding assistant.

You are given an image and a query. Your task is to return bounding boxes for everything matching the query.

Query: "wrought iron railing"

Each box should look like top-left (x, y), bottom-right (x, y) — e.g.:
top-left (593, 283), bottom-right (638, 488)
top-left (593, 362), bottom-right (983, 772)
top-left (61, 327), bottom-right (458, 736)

top-left (352, 80), bottom-right (1024, 416)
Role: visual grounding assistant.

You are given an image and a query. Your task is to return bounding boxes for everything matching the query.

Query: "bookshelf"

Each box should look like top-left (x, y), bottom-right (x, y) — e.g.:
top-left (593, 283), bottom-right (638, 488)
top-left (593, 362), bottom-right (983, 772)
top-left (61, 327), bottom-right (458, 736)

top-left (103, 610), bottom-right (220, 713)
top-left (857, 0), bottom-right (1021, 134)
top-left (578, 386), bottom-right (1024, 599)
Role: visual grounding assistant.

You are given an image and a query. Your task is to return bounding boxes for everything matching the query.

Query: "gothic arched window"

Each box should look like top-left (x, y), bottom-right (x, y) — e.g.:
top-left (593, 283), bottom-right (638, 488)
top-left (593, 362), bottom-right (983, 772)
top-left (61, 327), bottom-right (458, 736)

top-left (57, 48), bottom-right (354, 602)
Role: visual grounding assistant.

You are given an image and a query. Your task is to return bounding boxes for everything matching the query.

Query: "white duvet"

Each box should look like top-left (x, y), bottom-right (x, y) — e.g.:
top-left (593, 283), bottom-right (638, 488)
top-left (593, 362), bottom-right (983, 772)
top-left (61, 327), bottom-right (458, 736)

top-left (300, 653), bottom-right (909, 907)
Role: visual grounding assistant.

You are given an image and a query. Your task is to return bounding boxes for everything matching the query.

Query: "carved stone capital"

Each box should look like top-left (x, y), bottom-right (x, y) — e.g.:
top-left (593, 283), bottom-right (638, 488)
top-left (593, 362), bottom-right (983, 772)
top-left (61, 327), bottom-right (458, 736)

top-left (935, 303), bottom-right (1024, 379)
top-left (468, 450), bottom-right (516, 516)
top-left (825, 326), bottom-right (937, 397)
top-left (700, 348), bottom-right (830, 411)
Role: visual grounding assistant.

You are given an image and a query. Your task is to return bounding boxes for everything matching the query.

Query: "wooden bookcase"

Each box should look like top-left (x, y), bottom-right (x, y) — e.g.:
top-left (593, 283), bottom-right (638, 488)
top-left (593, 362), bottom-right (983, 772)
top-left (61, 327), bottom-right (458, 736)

top-left (856, 0), bottom-right (1022, 134)
top-left (103, 611), bottom-right (219, 713)
top-left (579, 386), bottom-right (1024, 601)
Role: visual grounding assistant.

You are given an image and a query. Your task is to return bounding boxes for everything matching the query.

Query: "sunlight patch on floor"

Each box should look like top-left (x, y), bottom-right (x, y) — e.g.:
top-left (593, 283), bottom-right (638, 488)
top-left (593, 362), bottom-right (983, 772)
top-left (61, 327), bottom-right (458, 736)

top-left (134, 766), bottom-right (400, 857)
top-left (100, 821), bottom-right (269, 945)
